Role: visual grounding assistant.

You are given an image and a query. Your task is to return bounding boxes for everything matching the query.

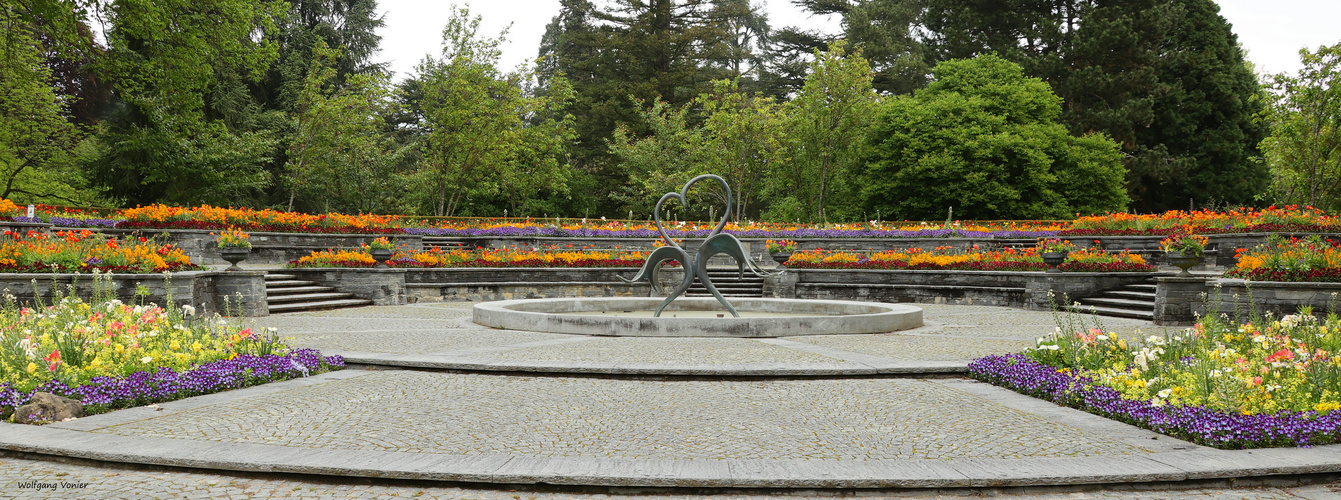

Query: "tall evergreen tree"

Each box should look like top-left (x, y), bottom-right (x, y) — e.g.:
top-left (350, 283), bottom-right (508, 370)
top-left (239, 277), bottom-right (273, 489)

top-left (784, 0), bottom-right (928, 95)
top-left (1133, 0), bottom-right (1267, 211)
top-left (538, 0), bottom-right (748, 214)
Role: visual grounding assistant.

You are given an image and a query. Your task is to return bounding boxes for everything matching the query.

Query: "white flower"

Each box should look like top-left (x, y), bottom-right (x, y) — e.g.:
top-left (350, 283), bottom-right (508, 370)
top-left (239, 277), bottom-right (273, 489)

top-left (182, 305), bottom-right (196, 316)
top-left (1096, 335), bottom-right (1109, 341)
top-left (1157, 388), bottom-right (1173, 398)
top-left (1210, 369), bottom-right (1223, 377)
top-left (1253, 336), bottom-right (1265, 343)
top-left (1039, 345), bottom-right (1060, 351)
top-left (140, 356), bottom-right (153, 363)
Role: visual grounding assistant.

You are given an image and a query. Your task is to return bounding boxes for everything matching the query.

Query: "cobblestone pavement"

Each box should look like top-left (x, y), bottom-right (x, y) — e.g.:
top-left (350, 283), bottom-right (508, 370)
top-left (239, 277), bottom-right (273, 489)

top-left (2, 456), bottom-right (1337, 499)
top-left (253, 302), bottom-right (1170, 368)
top-left (94, 371), bottom-right (1145, 461)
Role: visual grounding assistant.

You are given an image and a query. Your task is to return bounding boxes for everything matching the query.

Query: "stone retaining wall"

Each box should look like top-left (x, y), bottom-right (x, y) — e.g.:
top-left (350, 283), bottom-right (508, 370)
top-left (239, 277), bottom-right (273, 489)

top-left (284, 268), bottom-right (408, 305)
top-left (1212, 279), bottom-right (1341, 319)
top-left (0, 270), bottom-right (267, 317)
top-left (771, 269), bottom-right (1156, 310)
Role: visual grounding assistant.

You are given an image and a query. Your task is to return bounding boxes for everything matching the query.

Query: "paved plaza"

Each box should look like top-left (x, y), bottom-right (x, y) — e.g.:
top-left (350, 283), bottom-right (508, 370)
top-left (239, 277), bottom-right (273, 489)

top-left (2, 301), bottom-right (1339, 498)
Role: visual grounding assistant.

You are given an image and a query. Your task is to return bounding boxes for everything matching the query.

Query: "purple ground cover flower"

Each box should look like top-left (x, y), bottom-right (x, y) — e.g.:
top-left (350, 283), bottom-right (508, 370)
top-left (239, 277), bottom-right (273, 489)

top-left (1, 349), bottom-right (343, 419)
top-left (968, 354), bottom-right (1341, 449)
top-left (49, 217), bottom-right (120, 228)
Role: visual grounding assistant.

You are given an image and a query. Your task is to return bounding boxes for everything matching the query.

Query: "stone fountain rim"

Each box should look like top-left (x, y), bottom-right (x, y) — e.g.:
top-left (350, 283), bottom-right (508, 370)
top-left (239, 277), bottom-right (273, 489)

top-left (472, 297), bottom-right (923, 338)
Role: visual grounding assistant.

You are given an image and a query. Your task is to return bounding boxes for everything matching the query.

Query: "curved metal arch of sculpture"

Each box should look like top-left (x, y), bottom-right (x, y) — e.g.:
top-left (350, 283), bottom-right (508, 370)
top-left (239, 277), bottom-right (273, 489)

top-left (619, 174), bottom-right (777, 317)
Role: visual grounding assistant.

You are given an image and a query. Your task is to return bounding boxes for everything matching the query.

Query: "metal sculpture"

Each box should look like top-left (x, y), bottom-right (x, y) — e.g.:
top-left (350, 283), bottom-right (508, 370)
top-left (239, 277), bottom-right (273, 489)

top-left (620, 174), bottom-right (776, 317)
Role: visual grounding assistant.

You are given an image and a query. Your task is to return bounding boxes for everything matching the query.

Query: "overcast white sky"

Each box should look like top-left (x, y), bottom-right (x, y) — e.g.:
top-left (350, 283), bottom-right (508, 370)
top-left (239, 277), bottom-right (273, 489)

top-left (375, 0), bottom-right (1341, 83)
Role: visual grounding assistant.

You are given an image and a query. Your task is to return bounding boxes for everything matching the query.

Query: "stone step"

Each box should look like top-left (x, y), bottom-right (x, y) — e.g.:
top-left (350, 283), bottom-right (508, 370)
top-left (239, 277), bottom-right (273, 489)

top-left (1126, 283), bottom-right (1157, 292)
top-left (265, 280), bottom-right (318, 288)
top-left (266, 292), bottom-right (356, 304)
top-left (266, 285), bottom-right (336, 295)
top-left (1078, 297), bottom-right (1156, 311)
top-left (264, 273), bottom-right (297, 281)
top-left (1104, 290), bottom-right (1157, 301)
top-left (267, 298), bottom-right (373, 314)
top-left (1065, 304), bottom-right (1154, 321)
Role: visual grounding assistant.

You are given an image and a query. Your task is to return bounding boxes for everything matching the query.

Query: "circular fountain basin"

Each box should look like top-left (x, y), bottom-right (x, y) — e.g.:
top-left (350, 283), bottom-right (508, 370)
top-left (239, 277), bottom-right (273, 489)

top-left (472, 297), bottom-right (923, 338)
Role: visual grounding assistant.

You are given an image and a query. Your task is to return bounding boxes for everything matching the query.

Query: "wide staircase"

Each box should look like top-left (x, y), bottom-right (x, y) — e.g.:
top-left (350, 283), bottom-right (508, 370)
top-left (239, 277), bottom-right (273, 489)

top-left (1066, 279), bottom-right (1156, 321)
top-left (265, 272), bottom-right (371, 314)
top-left (684, 268), bottom-right (765, 298)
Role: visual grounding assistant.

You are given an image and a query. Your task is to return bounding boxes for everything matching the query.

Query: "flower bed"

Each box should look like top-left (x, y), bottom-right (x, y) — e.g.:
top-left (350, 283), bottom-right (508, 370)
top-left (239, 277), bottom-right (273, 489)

top-left (1061, 206), bottom-right (1341, 236)
top-left (969, 354), bottom-right (1340, 448)
top-left (2, 349), bottom-right (342, 421)
top-left (287, 246), bottom-right (651, 268)
top-left (0, 286), bottom-right (343, 422)
top-left (971, 309), bottom-right (1341, 448)
top-left (783, 245), bottom-right (1153, 272)
top-left (1228, 235), bottom-right (1341, 282)
top-left (0, 230), bottom-right (202, 273)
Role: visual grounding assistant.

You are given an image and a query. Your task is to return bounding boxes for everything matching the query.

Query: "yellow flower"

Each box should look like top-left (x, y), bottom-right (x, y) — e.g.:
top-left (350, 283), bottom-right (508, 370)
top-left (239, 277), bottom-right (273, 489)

top-left (26, 362), bottom-right (37, 374)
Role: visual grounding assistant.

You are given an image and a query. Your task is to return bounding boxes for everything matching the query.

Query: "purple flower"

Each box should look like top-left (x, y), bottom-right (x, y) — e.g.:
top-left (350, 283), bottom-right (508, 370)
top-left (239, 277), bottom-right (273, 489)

top-left (968, 354), bottom-right (1341, 449)
top-left (0, 350), bottom-right (344, 418)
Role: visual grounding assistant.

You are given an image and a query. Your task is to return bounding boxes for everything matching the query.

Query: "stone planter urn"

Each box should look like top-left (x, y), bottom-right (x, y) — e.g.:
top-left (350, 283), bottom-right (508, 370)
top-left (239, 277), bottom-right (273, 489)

top-left (769, 252), bottom-right (793, 268)
top-left (1167, 252), bottom-right (1201, 277)
top-left (220, 247), bottom-right (249, 272)
top-left (371, 248), bottom-right (394, 268)
top-left (1042, 251), bottom-right (1068, 273)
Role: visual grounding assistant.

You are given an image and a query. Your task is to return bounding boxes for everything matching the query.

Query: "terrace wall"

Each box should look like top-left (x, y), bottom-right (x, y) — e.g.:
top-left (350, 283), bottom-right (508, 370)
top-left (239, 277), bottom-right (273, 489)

top-left (1212, 279), bottom-right (1341, 319)
top-left (401, 267), bottom-right (671, 303)
top-left (775, 269), bottom-right (1156, 309)
top-left (0, 271), bottom-right (268, 317)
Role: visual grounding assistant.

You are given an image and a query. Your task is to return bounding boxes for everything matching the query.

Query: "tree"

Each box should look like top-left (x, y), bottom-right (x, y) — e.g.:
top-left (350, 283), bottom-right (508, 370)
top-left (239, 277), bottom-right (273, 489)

top-left (86, 0), bottom-right (286, 205)
top-left (773, 42), bottom-right (878, 222)
top-left (918, 0), bottom-right (1267, 211)
top-left (861, 55), bottom-right (1127, 220)
top-left (1261, 43), bottom-right (1341, 211)
top-left (538, 0), bottom-right (750, 213)
top-left (699, 79), bottom-right (788, 219)
top-left (787, 0), bottom-right (929, 95)
top-left (284, 38), bottom-right (402, 214)
top-left (0, 6), bottom-right (84, 204)
top-left (1134, 0), bottom-right (1268, 211)
top-left (416, 6), bottom-right (575, 217)
top-left (608, 97), bottom-right (711, 218)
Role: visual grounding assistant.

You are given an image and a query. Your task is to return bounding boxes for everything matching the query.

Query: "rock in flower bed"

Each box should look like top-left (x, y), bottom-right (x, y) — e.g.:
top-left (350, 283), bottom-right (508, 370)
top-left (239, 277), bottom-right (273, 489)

top-left (783, 245), bottom-right (1154, 272)
top-left (1228, 235), bottom-right (1341, 282)
top-left (287, 245), bottom-right (650, 268)
top-left (969, 308), bottom-right (1341, 448)
top-left (0, 279), bottom-right (342, 423)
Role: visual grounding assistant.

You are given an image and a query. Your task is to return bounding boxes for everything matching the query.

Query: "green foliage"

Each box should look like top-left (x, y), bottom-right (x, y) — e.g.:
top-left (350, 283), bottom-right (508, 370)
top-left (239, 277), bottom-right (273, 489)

top-left (608, 98), bottom-right (711, 218)
top-left (1261, 43), bottom-right (1341, 211)
top-left (861, 55), bottom-right (1128, 220)
top-left (786, 0), bottom-right (928, 95)
top-left (0, 9), bottom-right (87, 205)
top-left (284, 38), bottom-right (404, 214)
top-left (772, 42), bottom-right (878, 223)
top-left (698, 79), bottom-right (788, 220)
top-left (414, 6), bottom-right (574, 217)
top-left (538, 0), bottom-right (758, 214)
top-left (87, 0), bottom-right (286, 206)
top-left (917, 0), bottom-right (1266, 212)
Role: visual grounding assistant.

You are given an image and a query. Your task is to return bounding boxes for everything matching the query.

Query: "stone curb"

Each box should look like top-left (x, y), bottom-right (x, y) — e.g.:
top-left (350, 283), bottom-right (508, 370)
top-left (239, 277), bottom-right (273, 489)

top-left (3, 369), bottom-right (1338, 489)
top-left (2, 423), bottom-right (1338, 488)
top-left (326, 349), bottom-right (971, 376)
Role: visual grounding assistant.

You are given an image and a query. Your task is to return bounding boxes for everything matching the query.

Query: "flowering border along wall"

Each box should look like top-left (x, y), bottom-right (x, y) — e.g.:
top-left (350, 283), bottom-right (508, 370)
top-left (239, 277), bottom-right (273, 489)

top-left (968, 354), bottom-right (1341, 449)
top-left (1, 349), bottom-right (344, 421)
